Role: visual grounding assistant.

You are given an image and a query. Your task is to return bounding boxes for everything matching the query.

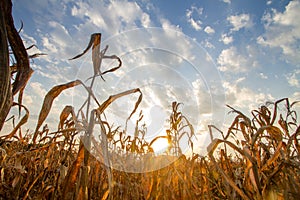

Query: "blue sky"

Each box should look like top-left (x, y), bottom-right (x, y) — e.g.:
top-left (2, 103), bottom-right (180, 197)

top-left (6, 0), bottom-right (300, 154)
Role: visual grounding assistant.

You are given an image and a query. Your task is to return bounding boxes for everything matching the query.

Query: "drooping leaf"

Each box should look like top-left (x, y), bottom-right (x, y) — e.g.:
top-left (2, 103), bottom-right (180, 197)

top-left (58, 105), bottom-right (75, 130)
top-left (33, 80), bottom-right (81, 143)
top-left (70, 33), bottom-right (102, 78)
top-left (69, 33), bottom-right (101, 61)
top-left (97, 88), bottom-right (142, 117)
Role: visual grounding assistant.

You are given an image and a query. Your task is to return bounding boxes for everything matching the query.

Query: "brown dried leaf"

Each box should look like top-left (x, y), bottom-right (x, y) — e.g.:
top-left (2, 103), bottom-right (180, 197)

top-left (4, 102), bottom-right (29, 139)
top-left (62, 144), bottom-right (85, 199)
top-left (261, 141), bottom-right (283, 171)
top-left (267, 125), bottom-right (283, 141)
top-left (58, 105), bottom-right (75, 130)
top-left (69, 33), bottom-right (101, 61)
top-left (70, 33), bottom-right (102, 79)
top-left (101, 54), bottom-right (122, 76)
top-left (33, 80), bottom-right (81, 143)
top-left (97, 88), bottom-right (142, 118)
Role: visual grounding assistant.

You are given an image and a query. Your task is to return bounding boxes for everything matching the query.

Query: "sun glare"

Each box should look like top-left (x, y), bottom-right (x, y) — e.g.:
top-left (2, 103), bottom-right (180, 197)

top-left (150, 137), bottom-right (170, 154)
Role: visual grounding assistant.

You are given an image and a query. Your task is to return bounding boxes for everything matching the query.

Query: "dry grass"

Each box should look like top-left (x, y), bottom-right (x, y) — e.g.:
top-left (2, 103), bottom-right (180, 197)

top-left (0, 22), bottom-right (299, 199)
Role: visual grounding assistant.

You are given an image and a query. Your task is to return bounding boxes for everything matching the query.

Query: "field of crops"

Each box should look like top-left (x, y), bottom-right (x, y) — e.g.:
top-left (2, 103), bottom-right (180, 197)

top-left (0, 2), bottom-right (300, 198)
top-left (1, 97), bottom-right (299, 199)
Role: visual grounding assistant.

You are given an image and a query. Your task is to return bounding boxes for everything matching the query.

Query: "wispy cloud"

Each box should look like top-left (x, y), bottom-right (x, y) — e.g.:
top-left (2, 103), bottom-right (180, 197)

top-left (286, 69), bottom-right (300, 88)
top-left (259, 72), bottom-right (268, 79)
top-left (30, 82), bottom-right (47, 97)
top-left (222, 0), bottom-right (231, 4)
top-left (217, 46), bottom-right (256, 73)
top-left (223, 80), bottom-right (274, 111)
top-left (257, 0), bottom-right (300, 65)
top-left (220, 33), bottom-right (233, 45)
top-left (71, 0), bottom-right (152, 36)
top-left (227, 13), bottom-right (253, 32)
top-left (204, 26), bottom-right (215, 34)
top-left (202, 39), bottom-right (215, 49)
top-left (186, 6), bottom-right (203, 31)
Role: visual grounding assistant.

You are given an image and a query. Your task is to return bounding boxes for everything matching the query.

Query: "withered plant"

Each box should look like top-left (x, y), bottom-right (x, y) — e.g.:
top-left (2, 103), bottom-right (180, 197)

top-left (0, 2), bottom-right (299, 199)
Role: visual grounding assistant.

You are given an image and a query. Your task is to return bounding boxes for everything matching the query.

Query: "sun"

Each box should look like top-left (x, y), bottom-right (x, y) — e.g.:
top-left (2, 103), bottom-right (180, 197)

top-left (150, 137), bottom-right (170, 154)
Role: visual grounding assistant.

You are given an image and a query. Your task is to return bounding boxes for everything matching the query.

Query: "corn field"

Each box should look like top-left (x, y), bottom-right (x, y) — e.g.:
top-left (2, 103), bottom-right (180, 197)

top-left (0, 0), bottom-right (300, 199)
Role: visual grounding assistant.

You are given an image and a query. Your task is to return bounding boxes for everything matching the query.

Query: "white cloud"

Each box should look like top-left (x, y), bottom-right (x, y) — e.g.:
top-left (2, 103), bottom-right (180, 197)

top-left (259, 72), bottom-right (268, 79)
top-left (288, 75), bottom-right (299, 87)
top-left (141, 13), bottom-right (151, 27)
top-left (23, 94), bottom-right (33, 105)
top-left (222, 0), bottom-right (231, 4)
top-left (204, 26), bottom-right (215, 34)
top-left (286, 69), bottom-right (300, 88)
top-left (160, 18), bottom-right (181, 32)
top-left (187, 5), bottom-right (203, 17)
top-left (30, 82), bottom-right (47, 97)
top-left (71, 1), bottom-right (107, 29)
top-left (292, 92), bottom-right (300, 102)
top-left (19, 32), bottom-right (43, 58)
top-left (186, 6), bottom-right (203, 31)
top-left (257, 0), bottom-right (300, 65)
top-left (41, 37), bottom-right (58, 54)
top-left (40, 21), bottom-right (78, 62)
top-left (190, 18), bottom-right (202, 31)
top-left (223, 80), bottom-right (274, 111)
top-left (30, 0), bottom-right (157, 87)
top-left (220, 33), bottom-right (233, 44)
top-left (236, 77), bottom-right (246, 83)
top-left (192, 79), bottom-right (212, 114)
top-left (107, 1), bottom-right (144, 25)
top-left (71, 0), bottom-right (152, 35)
top-left (202, 40), bottom-right (215, 49)
top-left (20, 32), bottom-right (37, 47)
top-left (217, 46), bottom-right (252, 73)
top-left (227, 13), bottom-right (253, 32)
top-left (267, 0), bottom-right (272, 5)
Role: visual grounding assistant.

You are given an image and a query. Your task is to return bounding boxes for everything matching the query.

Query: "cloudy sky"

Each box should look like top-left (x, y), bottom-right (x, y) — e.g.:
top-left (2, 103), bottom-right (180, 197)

top-left (7, 0), bottom-right (300, 154)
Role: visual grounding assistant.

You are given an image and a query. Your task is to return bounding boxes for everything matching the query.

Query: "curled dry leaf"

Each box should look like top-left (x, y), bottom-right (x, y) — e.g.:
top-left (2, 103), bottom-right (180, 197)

top-left (69, 33), bottom-right (101, 76)
top-left (97, 88), bottom-right (142, 118)
top-left (33, 80), bottom-right (81, 143)
top-left (70, 33), bottom-right (122, 82)
top-left (58, 105), bottom-right (76, 130)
